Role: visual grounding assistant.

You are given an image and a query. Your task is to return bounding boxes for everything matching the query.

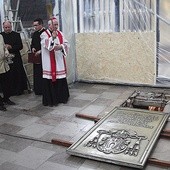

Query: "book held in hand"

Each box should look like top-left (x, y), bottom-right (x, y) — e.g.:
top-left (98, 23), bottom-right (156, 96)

top-left (28, 52), bottom-right (41, 64)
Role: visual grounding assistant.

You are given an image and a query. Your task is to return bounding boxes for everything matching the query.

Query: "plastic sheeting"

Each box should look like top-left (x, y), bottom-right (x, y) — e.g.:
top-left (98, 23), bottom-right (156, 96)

top-left (73, 0), bottom-right (170, 87)
top-left (157, 0), bottom-right (170, 86)
top-left (1, 0), bottom-right (76, 84)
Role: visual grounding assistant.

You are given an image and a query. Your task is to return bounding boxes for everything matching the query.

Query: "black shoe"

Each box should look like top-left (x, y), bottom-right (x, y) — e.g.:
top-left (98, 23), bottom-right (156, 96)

top-left (62, 100), bottom-right (68, 104)
top-left (0, 105), bottom-right (7, 111)
top-left (43, 103), bottom-right (53, 107)
top-left (3, 99), bottom-right (16, 105)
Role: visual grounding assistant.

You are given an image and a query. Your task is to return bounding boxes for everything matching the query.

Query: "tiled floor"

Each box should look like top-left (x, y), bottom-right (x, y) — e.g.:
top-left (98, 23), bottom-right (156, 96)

top-left (0, 82), bottom-right (169, 170)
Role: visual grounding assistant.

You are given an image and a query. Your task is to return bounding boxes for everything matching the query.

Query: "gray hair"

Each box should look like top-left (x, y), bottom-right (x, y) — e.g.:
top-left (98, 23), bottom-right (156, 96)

top-left (3, 20), bottom-right (12, 25)
top-left (48, 17), bottom-right (58, 25)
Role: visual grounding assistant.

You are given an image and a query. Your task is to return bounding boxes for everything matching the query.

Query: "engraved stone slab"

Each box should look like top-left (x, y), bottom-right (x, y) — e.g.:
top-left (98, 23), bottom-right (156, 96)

top-left (121, 91), bottom-right (168, 110)
top-left (132, 91), bottom-right (167, 108)
top-left (67, 107), bottom-right (169, 169)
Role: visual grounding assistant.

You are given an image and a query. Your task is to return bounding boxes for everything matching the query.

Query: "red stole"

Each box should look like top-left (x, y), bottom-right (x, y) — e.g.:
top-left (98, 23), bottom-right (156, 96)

top-left (45, 30), bottom-right (63, 82)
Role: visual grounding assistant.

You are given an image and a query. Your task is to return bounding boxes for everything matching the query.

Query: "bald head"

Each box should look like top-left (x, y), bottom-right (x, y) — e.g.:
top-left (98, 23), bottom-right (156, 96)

top-left (3, 21), bottom-right (12, 33)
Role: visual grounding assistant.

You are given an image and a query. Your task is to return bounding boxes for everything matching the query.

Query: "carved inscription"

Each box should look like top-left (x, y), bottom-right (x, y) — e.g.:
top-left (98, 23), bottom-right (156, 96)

top-left (67, 107), bottom-right (169, 169)
top-left (108, 112), bottom-right (159, 129)
top-left (85, 129), bottom-right (147, 156)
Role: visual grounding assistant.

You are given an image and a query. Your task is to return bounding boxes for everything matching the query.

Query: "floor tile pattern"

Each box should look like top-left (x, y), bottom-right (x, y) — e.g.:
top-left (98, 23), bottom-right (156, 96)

top-left (0, 82), bottom-right (169, 170)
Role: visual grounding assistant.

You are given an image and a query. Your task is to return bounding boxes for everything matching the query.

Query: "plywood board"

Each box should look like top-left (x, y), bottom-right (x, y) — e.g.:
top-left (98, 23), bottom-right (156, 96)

top-left (76, 32), bottom-right (156, 85)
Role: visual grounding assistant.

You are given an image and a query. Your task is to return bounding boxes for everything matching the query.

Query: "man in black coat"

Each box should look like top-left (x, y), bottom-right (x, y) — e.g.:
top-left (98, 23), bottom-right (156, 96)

top-left (31, 18), bottom-right (46, 95)
top-left (1, 20), bottom-right (28, 96)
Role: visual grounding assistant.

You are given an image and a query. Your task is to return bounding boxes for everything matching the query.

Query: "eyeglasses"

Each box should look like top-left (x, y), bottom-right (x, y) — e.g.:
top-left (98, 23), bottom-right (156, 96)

top-left (33, 24), bottom-right (39, 27)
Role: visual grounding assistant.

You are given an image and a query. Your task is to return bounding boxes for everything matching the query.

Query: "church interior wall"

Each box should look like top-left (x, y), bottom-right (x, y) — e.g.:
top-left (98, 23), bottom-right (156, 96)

top-left (1, 0), bottom-right (170, 87)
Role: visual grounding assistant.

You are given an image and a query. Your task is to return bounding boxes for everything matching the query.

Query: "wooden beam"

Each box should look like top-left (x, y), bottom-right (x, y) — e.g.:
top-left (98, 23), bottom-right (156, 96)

top-left (51, 139), bottom-right (73, 147)
top-left (51, 138), bottom-right (170, 168)
top-left (148, 158), bottom-right (170, 167)
top-left (51, 128), bottom-right (170, 147)
top-left (75, 114), bottom-right (170, 134)
top-left (75, 113), bottom-right (100, 122)
top-left (160, 129), bottom-right (170, 139)
top-left (52, 113), bottom-right (170, 168)
top-left (162, 129), bottom-right (170, 133)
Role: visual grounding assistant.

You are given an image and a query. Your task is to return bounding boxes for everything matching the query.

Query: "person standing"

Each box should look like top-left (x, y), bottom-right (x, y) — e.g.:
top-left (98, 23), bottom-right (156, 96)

top-left (40, 17), bottom-right (69, 106)
top-left (1, 20), bottom-right (28, 96)
top-left (31, 18), bottom-right (46, 95)
top-left (0, 34), bottom-right (15, 111)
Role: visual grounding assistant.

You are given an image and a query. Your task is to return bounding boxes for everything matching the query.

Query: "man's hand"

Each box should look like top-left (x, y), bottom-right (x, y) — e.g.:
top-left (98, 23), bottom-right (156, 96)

top-left (35, 50), bottom-right (41, 56)
top-left (5, 44), bottom-right (12, 50)
top-left (52, 31), bottom-right (57, 40)
top-left (54, 44), bottom-right (62, 51)
top-left (32, 48), bottom-right (36, 53)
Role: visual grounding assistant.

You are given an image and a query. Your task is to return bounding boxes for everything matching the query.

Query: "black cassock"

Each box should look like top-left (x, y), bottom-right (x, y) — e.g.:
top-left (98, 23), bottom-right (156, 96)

top-left (31, 28), bottom-right (45, 95)
top-left (1, 31), bottom-right (28, 96)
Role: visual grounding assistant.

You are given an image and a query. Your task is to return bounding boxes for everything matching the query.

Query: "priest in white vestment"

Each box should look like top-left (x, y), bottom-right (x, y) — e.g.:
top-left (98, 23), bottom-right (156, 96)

top-left (40, 17), bottom-right (69, 106)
